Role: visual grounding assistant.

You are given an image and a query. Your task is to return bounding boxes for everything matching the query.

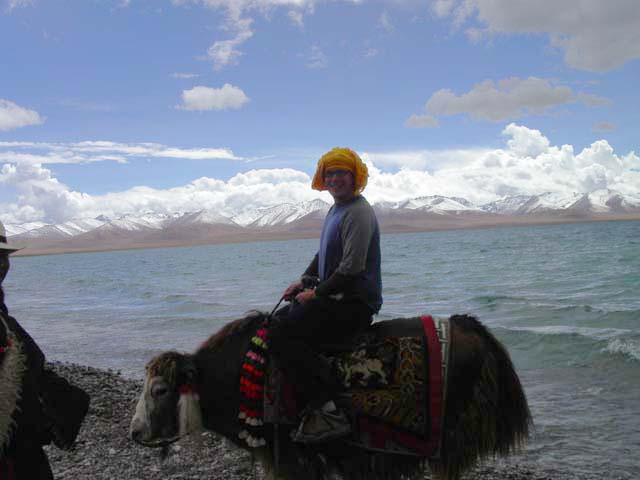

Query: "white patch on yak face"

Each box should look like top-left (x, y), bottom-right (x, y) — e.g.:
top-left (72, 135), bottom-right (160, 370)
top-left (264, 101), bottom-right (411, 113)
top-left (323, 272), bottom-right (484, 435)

top-left (130, 375), bottom-right (179, 445)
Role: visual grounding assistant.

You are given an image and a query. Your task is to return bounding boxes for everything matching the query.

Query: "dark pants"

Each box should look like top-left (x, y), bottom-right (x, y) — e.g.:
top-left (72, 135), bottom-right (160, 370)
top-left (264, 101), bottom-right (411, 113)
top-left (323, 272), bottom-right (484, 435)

top-left (268, 296), bottom-right (372, 409)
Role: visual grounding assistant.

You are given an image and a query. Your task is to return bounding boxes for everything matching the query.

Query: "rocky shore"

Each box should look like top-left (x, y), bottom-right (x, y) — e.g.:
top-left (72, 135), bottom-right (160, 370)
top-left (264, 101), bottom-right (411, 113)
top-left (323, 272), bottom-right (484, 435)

top-left (45, 361), bottom-right (569, 480)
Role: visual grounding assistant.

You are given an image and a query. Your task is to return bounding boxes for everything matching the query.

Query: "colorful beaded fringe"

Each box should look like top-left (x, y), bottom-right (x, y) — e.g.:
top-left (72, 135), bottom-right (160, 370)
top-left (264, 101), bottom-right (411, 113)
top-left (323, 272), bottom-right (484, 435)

top-left (238, 323), bottom-right (268, 448)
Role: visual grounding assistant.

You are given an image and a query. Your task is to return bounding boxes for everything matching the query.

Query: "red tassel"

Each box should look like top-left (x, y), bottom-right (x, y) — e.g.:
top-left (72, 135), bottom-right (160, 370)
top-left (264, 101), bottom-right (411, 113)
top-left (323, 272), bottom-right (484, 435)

top-left (178, 383), bottom-right (197, 395)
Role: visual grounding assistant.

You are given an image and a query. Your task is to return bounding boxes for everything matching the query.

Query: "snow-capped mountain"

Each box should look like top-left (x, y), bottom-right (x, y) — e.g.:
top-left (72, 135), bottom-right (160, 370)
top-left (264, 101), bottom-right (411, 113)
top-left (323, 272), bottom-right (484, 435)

top-left (483, 190), bottom-right (640, 215)
top-left (232, 199), bottom-right (330, 227)
top-left (96, 212), bottom-right (175, 232)
top-left (166, 210), bottom-right (237, 228)
top-left (589, 189), bottom-right (640, 213)
top-left (377, 196), bottom-right (482, 213)
top-left (17, 218), bottom-right (106, 238)
top-left (5, 191), bottom-right (639, 254)
top-left (4, 221), bottom-right (47, 237)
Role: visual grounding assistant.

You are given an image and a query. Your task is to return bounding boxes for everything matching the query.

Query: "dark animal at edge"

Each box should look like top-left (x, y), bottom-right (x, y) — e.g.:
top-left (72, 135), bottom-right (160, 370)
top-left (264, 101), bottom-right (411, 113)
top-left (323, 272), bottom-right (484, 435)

top-left (130, 313), bottom-right (532, 480)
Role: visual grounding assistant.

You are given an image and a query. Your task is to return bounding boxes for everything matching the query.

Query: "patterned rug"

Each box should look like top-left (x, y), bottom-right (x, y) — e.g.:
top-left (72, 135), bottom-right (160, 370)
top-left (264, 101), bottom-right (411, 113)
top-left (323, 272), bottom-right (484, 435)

top-left (334, 335), bottom-right (427, 436)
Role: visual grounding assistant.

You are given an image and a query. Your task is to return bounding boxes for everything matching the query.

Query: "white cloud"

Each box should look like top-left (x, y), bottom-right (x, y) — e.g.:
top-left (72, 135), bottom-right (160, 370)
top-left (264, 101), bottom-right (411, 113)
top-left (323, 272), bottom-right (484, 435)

top-left (362, 147), bottom-right (490, 171)
top-left (3, 125), bottom-right (639, 225)
top-left (176, 1), bottom-right (317, 70)
top-left (427, 77), bottom-right (572, 121)
top-left (174, 0), bottom-right (317, 16)
top-left (0, 162), bottom-right (320, 224)
top-left (207, 17), bottom-right (254, 70)
top-left (0, 151), bottom-right (128, 165)
top-left (364, 123), bottom-right (640, 205)
top-left (0, 140), bottom-right (244, 165)
top-left (227, 168), bottom-right (309, 186)
top-left (0, 161), bottom-right (92, 224)
top-left (503, 123), bottom-right (550, 158)
top-left (178, 84), bottom-right (250, 111)
top-left (433, 0), bottom-right (640, 72)
top-left (0, 99), bottom-right (44, 131)
top-left (407, 77), bottom-right (609, 126)
top-left (305, 45), bottom-right (328, 69)
top-left (404, 114), bottom-right (438, 129)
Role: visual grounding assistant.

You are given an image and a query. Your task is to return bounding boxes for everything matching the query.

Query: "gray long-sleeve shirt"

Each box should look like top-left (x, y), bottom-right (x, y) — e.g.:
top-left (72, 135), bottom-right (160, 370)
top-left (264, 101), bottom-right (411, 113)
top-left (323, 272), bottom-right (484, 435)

top-left (303, 195), bottom-right (382, 313)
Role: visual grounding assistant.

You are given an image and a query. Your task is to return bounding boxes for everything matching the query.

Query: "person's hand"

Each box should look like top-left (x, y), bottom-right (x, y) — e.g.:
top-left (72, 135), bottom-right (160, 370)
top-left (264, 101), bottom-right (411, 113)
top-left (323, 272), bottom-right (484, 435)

top-left (283, 280), bottom-right (304, 300)
top-left (295, 289), bottom-right (316, 304)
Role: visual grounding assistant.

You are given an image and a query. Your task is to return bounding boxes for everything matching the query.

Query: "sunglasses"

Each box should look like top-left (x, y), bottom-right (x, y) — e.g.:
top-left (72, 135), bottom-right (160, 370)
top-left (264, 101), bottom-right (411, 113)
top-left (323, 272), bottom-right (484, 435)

top-left (323, 169), bottom-right (351, 179)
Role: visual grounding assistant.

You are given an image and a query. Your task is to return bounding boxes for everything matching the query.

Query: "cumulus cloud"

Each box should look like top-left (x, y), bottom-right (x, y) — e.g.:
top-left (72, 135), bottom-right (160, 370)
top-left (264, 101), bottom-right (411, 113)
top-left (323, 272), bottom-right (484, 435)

top-left (0, 161), bottom-right (93, 223)
top-left (407, 77), bottom-right (609, 126)
top-left (0, 163), bottom-right (320, 224)
top-left (178, 84), bottom-right (250, 111)
top-left (2, 124), bottom-right (639, 225)
top-left (363, 123), bottom-right (640, 205)
top-left (433, 0), bottom-right (640, 72)
top-left (0, 99), bottom-right (44, 131)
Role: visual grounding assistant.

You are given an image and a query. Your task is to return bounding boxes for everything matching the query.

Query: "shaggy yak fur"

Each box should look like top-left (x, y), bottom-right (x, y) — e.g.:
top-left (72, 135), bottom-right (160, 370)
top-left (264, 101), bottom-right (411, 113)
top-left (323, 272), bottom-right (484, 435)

top-left (131, 313), bottom-right (532, 480)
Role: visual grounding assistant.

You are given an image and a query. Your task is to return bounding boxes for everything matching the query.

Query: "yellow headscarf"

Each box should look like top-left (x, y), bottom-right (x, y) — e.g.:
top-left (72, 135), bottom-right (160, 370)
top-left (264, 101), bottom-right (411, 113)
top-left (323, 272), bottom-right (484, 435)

top-left (311, 147), bottom-right (369, 194)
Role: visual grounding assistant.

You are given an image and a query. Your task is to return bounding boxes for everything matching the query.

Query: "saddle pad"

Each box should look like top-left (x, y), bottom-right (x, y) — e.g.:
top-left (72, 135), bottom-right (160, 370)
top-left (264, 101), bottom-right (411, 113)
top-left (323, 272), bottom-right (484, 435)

top-left (344, 315), bottom-right (448, 458)
top-left (337, 336), bottom-right (426, 435)
top-left (261, 315), bottom-right (449, 457)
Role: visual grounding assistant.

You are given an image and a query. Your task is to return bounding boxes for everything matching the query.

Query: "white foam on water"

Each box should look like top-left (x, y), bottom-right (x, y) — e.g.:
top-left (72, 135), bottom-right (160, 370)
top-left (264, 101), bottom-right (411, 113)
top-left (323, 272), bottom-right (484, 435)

top-left (584, 387), bottom-right (603, 396)
top-left (603, 338), bottom-right (640, 362)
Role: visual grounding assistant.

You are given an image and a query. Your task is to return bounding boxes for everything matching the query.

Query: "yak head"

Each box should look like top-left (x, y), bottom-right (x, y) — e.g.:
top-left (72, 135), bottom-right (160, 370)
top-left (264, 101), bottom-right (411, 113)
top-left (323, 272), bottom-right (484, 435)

top-left (129, 351), bottom-right (202, 447)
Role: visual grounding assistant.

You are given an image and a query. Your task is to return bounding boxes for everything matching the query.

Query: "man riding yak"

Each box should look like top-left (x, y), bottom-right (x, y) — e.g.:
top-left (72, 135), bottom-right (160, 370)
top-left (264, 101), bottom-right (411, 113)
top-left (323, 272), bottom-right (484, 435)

top-left (268, 147), bottom-right (382, 443)
top-left (0, 220), bottom-right (90, 479)
top-left (129, 148), bottom-right (532, 480)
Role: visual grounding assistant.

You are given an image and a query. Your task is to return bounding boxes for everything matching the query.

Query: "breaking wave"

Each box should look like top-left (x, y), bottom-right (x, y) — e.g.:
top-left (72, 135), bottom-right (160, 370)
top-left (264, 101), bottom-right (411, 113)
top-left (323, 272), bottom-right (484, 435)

top-left (604, 338), bottom-right (640, 362)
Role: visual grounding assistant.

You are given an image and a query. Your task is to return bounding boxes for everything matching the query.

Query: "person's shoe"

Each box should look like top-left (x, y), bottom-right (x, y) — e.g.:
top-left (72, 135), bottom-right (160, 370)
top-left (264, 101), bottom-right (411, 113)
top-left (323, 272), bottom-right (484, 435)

top-left (292, 407), bottom-right (351, 444)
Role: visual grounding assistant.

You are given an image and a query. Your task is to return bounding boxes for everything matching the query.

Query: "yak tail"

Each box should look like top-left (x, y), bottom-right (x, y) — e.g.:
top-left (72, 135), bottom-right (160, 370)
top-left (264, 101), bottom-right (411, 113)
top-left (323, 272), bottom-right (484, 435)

top-left (178, 389), bottom-right (203, 438)
top-left (431, 314), bottom-right (533, 480)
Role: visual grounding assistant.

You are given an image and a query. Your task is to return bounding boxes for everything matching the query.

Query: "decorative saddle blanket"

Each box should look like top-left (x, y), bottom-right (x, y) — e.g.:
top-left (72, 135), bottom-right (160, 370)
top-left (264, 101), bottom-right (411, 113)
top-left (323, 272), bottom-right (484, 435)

top-left (237, 315), bottom-right (450, 458)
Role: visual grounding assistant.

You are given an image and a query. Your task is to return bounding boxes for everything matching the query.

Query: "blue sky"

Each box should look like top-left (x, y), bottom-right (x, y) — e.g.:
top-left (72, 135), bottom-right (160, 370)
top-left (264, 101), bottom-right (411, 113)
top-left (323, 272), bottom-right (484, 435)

top-left (1, 0), bottom-right (639, 224)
